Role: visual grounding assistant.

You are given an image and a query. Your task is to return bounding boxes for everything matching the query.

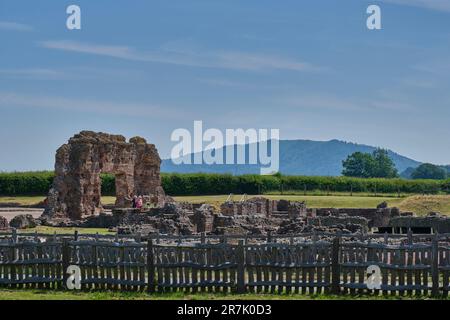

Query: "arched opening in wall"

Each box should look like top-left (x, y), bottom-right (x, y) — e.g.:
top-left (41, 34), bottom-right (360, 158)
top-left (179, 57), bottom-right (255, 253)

top-left (99, 172), bottom-right (133, 209)
top-left (99, 173), bottom-right (118, 208)
top-left (100, 172), bottom-right (133, 209)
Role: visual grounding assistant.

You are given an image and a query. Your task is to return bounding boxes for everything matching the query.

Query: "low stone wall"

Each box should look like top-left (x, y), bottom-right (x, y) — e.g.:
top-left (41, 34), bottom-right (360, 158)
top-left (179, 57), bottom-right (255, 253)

top-left (37, 195), bottom-right (450, 236)
top-left (220, 198), bottom-right (307, 219)
top-left (389, 216), bottom-right (450, 233)
top-left (307, 216), bottom-right (369, 233)
top-left (193, 204), bottom-right (214, 233)
top-left (213, 214), bottom-right (278, 235)
top-left (0, 216), bottom-right (8, 230)
top-left (220, 201), bottom-right (258, 216)
top-left (315, 208), bottom-right (393, 228)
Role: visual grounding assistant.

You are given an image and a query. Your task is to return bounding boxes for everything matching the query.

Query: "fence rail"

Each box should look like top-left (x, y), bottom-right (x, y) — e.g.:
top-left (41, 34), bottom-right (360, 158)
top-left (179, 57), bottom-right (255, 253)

top-left (0, 232), bottom-right (449, 297)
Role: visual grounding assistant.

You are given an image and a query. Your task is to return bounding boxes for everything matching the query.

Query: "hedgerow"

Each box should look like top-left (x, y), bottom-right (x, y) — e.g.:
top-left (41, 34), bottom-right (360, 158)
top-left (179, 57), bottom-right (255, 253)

top-left (0, 171), bottom-right (448, 196)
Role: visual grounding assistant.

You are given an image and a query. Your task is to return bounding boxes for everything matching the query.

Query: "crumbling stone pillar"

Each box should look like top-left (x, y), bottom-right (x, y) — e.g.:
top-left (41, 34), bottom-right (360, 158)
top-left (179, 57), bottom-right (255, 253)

top-left (288, 202), bottom-right (307, 219)
top-left (0, 216), bottom-right (8, 230)
top-left (193, 204), bottom-right (215, 233)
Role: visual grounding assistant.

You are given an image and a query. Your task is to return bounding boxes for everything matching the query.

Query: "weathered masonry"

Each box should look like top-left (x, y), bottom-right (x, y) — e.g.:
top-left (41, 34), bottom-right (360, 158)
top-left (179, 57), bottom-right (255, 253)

top-left (43, 131), bottom-right (165, 220)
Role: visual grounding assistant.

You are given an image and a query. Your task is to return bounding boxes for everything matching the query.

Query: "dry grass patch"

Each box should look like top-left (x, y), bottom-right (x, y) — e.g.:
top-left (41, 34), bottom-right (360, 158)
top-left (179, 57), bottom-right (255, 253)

top-left (397, 195), bottom-right (450, 216)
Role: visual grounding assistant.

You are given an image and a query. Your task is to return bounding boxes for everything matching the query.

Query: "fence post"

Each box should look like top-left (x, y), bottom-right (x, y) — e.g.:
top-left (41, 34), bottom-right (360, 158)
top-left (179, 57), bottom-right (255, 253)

top-left (331, 235), bottom-right (341, 294)
top-left (431, 234), bottom-right (440, 297)
top-left (9, 232), bottom-right (17, 288)
top-left (407, 229), bottom-right (413, 245)
top-left (62, 238), bottom-right (70, 289)
top-left (201, 232), bottom-right (206, 244)
top-left (236, 240), bottom-right (245, 294)
top-left (367, 238), bottom-right (374, 263)
top-left (147, 239), bottom-right (155, 293)
top-left (267, 231), bottom-right (272, 243)
top-left (12, 228), bottom-right (17, 243)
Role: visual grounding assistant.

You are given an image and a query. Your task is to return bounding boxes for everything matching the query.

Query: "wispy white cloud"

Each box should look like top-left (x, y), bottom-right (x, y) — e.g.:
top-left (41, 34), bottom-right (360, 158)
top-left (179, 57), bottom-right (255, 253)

top-left (0, 21), bottom-right (34, 32)
top-left (0, 92), bottom-right (186, 119)
top-left (38, 40), bottom-right (321, 72)
top-left (0, 67), bottom-right (145, 81)
top-left (282, 95), bottom-right (363, 112)
top-left (0, 68), bottom-right (64, 80)
top-left (399, 77), bottom-right (436, 88)
top-left (413, 60), bottom-right (450, 75)
top-left (382, 0), bottom-right (450, 13)
top-left (281, 93), bottom-right (419, 113)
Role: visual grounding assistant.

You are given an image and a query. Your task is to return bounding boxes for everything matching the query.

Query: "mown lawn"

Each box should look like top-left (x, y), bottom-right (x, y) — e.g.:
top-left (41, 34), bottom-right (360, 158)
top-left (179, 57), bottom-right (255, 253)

top-left (0, 196), bottom-right (47, 206)
top-left (0, 196), bottom-right (117, 206)
top-left (2, 194), bottom-right (449, 216)
top-left (17, 226), bottom-right (114, 235)
top-left (173, 194), bottom-right (405, 210)
top-left (0, 289), bottom-right (445, 300)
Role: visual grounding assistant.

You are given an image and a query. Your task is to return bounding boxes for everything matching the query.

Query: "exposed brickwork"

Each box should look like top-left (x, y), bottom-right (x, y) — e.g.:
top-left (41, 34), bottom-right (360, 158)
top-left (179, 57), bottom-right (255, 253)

top-left (43, 131), bottom-right (164, 220)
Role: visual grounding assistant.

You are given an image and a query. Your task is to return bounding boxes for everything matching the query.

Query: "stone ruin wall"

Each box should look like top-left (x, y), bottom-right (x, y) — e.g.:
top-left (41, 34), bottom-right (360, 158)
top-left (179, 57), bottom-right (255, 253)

top-left (38, 190), bottom-right (450, 236)
top-left (0, 216), bottom-right (8, 230)
top-left (43, 131), bottom-right (165, 221)
top-left (219, 198), bottom-right (306, 218)
top-left (314, 208), bottom-right (395, 228)
top-left (35, 131), bottom-right (450, 235)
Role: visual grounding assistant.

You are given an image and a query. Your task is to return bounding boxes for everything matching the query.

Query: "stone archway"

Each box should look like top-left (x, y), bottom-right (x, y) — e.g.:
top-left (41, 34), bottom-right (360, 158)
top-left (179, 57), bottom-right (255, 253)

top-left (43, 131), bottom-right (165, 220)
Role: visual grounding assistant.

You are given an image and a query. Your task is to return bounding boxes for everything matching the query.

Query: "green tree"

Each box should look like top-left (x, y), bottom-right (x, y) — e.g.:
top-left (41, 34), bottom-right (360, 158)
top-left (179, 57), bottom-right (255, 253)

top-left (411, 163), bottom-right (447, 180)
top-left (342, 149), bottom-right (398, 178)
top-left (341, 152), bottom-right (376, 178)
top-left (371, 148), bottom-right (398, 178)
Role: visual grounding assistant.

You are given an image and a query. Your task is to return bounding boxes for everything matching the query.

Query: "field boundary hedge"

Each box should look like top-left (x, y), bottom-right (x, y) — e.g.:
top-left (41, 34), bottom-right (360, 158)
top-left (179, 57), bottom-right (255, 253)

top-left (0, 171), bottom-right (449, 196)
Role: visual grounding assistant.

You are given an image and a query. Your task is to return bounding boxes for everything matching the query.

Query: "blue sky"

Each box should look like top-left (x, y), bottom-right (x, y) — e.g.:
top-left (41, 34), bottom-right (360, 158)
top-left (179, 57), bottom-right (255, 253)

top-left (1, 0), bottom-right (450, 171)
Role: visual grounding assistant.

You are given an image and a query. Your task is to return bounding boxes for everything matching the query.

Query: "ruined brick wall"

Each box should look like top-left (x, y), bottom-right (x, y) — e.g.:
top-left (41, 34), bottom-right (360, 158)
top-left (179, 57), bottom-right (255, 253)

top-left (315, 208), bottom-right (393, 228)
top-left (308, 216), bottom-right (370, 233)
top-left (389, 215), bottom-right (450, 233)
top-left (287, 202), bottom-right (308, 219)
top-left (220, 202), bottom-right (236, 216)
top-left (193, 204), bottom-right (215, 233)
top-left (276, 199), bottom-right (290, 212)
top-left (43, 131), bottom-right (164, 220)
top-left (247, 197), bottom-right (272, 216)
top-left (220, 198), bottom-right (269, 217)
top-left (0, 216), bottom-right (8, 229)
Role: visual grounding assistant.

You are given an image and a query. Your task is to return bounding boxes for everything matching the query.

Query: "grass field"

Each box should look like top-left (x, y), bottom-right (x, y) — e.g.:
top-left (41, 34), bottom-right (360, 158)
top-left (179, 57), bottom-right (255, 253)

top-left (172, 194), bottom-right (450, 215)
top-left (0, 196), bottom-right (47, 206)
top-left (1, 194), bottom-right (450, 216)
top-left (0, 289), bottom-right (445, 300)
top-left (16, 226), bottom-right (115, 235)
top-left (173, 194), bottom-right (406, 210)
top-left (395, 195), bottom-right (450, 216)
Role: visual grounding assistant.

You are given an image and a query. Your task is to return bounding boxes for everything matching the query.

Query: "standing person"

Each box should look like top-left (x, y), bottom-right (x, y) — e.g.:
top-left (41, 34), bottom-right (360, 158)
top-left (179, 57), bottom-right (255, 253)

top-left (136, 195), bottom-right (143, 210)
top-left (131, 195), bottom-right (137, 208)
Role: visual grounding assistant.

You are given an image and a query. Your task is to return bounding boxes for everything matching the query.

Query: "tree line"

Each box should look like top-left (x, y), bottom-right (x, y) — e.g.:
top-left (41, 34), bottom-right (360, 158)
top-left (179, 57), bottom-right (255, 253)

top-left (342, 149), bottom-right (448, 180)
top-left (0, 171), bottom-right (449, 196)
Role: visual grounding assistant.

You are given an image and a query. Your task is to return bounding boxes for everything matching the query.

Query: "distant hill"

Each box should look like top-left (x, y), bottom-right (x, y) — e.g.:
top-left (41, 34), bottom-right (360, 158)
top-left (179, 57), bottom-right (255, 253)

top-left (161, 139), bottom-right (422, 176)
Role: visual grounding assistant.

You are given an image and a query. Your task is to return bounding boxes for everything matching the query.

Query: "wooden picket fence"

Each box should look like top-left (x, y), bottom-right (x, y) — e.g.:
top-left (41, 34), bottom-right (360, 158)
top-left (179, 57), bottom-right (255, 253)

top-left (0, 232), bottom-right (449, 297)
